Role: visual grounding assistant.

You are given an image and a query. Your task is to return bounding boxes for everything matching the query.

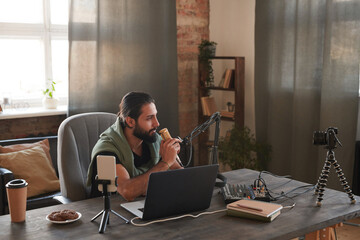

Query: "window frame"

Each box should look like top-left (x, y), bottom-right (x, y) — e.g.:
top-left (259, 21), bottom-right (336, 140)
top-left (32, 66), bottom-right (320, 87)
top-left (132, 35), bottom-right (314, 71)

top-left (0, 0), bottom-right (68, 108)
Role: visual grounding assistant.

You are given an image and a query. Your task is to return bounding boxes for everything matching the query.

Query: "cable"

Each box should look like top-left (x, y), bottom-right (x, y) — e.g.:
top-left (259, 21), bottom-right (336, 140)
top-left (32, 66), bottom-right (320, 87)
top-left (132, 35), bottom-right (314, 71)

top-left (252, 171), bottom-right (315, 207)
top-left (130, 209), bottom-right (227, 226)
top-left (282, 202), bottom-right (296, 209)
top-left (258, 171), bottom-right (292, 179)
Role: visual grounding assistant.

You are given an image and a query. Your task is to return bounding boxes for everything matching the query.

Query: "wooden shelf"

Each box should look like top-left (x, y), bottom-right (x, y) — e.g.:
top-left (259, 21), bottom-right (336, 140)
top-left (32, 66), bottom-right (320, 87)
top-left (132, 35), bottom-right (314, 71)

top-left (197, 56), bottom-right (245, 165)
top-left (200, 86), bottom-right (235, 91)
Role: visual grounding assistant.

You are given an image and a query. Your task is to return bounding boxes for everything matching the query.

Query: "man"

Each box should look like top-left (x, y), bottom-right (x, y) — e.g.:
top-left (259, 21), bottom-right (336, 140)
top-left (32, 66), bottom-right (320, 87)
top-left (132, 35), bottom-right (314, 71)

top-left (86, 92), bottom-right (182, 201)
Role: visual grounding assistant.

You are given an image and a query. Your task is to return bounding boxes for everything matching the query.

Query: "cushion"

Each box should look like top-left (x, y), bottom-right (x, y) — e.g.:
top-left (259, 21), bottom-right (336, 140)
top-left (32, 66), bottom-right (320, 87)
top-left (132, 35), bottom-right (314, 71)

top-left (0, 139), bottom-right (53, 168)
top-left (0, 146), bottom-right (60, 198)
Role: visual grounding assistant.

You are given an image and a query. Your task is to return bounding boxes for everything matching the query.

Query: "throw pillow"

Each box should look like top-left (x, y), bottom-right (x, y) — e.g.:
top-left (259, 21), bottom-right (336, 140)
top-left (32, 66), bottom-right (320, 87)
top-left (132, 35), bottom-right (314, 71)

top-left (0, 146), bottom-right (60, 198)
top-left (0, 139), bottom-right (53, 168)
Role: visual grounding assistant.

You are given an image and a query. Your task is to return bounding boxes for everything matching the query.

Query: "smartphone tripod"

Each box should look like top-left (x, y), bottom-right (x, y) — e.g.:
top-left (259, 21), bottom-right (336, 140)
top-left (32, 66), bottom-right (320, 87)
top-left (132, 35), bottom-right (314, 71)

top-left (91, 178), bottom-right (129, 233)
top-left (313, 127), bottom-right (356, 206)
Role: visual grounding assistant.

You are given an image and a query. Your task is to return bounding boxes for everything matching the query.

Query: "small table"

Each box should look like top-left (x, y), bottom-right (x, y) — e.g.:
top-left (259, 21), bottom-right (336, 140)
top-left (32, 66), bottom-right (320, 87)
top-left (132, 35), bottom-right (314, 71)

top-left (1, 168), bottom-right (359, 240)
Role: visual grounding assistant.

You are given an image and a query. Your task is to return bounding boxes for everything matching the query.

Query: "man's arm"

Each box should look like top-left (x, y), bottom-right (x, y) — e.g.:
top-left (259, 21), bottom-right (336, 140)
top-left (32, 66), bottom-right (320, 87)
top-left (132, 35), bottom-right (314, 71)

top-left (116, 138), bottom-right (181, 201)
top-left (116, 160), bottom-right (170, 201)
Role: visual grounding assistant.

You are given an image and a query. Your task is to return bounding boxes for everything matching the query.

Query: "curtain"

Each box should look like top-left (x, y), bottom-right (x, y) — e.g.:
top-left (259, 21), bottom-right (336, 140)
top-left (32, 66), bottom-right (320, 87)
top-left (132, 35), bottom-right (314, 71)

top-left (255, 0), bottom-right (360, 190)
top-left (68, 0), bottom-right (179, 134)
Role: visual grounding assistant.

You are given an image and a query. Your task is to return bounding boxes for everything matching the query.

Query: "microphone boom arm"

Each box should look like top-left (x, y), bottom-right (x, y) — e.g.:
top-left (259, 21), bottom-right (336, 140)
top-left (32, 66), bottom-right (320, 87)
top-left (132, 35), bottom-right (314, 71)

top-left (183, 112), bottom-right (221, 166)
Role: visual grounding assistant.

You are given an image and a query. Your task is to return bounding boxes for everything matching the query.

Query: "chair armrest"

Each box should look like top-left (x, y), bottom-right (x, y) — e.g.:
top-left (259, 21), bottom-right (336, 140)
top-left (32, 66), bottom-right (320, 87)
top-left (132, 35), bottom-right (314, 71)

top-left (0, 167), bottom-right (14, 181)
top-left (0, 167), bottom-right (14, 215)
top-left (53, 195), bottom-right (72, 204)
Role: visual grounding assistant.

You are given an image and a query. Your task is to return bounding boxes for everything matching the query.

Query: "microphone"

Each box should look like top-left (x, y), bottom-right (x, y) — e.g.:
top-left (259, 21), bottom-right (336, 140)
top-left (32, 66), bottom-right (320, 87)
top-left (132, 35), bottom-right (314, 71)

top-left (158, 128), bottom-right (183, 167)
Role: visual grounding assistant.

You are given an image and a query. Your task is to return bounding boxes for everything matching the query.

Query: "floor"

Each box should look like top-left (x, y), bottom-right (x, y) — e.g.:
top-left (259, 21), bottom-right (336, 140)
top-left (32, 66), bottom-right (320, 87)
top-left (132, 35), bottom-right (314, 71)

top-left (291, 217), bottom-right (360, 240)
top-left (336, 217), bottom-right (360, 240)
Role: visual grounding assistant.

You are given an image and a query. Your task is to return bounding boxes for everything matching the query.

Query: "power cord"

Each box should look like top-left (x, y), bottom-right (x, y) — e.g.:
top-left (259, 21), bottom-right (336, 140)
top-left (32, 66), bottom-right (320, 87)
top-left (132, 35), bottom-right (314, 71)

top-left (130, 209), bottom-right (227, 226)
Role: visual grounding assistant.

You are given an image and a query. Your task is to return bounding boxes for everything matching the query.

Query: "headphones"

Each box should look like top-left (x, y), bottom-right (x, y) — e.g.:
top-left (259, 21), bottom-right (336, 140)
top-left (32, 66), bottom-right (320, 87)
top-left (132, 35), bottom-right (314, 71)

top-left (215, 173), bottom-right (227, 188)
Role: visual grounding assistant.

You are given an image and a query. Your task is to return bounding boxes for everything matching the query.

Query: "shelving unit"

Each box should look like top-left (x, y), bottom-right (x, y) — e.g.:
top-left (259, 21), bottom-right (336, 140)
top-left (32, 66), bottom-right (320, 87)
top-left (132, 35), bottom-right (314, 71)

top-left (197, 56), bottom-right (245, 165)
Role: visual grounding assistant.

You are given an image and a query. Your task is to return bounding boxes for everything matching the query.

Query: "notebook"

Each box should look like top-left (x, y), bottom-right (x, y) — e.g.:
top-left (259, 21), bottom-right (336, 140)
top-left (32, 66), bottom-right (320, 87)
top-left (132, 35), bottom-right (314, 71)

top-left (121, 164), bottom-right (219, 220)
top-left (226, 199), bottom-right (283, 222)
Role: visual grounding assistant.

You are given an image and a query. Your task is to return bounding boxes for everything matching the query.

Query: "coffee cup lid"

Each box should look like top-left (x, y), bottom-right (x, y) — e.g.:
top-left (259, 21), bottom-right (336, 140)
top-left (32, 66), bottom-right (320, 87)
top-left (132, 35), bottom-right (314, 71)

top-left (5, 179), bottom-right (28, 189)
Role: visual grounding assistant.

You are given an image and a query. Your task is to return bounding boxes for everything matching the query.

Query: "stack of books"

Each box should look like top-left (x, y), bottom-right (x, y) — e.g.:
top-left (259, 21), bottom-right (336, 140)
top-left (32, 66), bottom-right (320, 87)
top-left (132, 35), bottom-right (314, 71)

top-left (226, 199), bottom-right (283, 222)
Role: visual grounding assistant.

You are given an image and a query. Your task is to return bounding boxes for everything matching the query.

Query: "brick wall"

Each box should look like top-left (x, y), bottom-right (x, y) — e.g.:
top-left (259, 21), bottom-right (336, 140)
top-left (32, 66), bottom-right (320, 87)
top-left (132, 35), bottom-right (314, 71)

top-left (0, 115), bottom-right (66, 140)
top-left (176, 0), bottom-right (210, 165)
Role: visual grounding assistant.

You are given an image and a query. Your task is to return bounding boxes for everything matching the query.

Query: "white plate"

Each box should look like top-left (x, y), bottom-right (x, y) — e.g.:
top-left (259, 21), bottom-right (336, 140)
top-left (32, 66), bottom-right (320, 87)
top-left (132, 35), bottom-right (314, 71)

top-left (46, 211), bottom-right (82, 224)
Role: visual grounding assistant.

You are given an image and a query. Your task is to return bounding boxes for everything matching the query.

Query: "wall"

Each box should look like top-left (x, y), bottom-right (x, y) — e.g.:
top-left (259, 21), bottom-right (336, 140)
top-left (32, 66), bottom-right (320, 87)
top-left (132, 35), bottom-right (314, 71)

top-left (176, 0), bottom-right (209, 137)
top-left (0, 115), bottom-right (66, 140)
top-left (209, 0), bottom-right (255, 134)
top-left (176, 0), bottom-right (210, 165)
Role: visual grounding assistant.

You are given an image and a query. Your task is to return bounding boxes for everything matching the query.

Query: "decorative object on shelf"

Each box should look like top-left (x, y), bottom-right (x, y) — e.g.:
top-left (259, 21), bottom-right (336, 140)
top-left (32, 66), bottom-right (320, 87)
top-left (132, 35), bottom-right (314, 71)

top-left (227, 102), bottom-right (235, 112)
top-left (218, 126), bottom-right (271, 170)
top-left (198, 39), bottom-right (218, 88)
top-left (42, 81), bottom-right (58, 109)
top-left (2, 97), bottom-right (11, 110)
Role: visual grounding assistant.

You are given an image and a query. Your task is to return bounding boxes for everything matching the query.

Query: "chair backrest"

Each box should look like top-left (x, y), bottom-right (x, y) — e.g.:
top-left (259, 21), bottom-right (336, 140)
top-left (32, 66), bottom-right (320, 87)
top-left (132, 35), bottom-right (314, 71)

top-left (57, 112), bottom-right (117, 201)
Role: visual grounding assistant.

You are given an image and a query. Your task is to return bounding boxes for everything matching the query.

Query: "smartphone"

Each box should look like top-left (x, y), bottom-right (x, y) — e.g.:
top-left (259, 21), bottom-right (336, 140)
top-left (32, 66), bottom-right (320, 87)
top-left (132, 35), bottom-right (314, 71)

top-left (96, 155), bottom-right (117, 192)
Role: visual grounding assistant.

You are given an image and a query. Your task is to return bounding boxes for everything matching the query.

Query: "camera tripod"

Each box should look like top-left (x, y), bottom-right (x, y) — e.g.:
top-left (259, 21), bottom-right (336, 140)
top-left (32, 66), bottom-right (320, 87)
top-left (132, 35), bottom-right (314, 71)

top-left (314, 128), bottom-right (356, 206)
top-left (91, 179), bottom-right (129, 233)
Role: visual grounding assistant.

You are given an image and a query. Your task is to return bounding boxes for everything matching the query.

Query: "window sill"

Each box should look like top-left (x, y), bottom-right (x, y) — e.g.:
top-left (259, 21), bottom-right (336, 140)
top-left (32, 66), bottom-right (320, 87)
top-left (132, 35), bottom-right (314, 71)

top-left (0, 105), bottom-right (67, 120)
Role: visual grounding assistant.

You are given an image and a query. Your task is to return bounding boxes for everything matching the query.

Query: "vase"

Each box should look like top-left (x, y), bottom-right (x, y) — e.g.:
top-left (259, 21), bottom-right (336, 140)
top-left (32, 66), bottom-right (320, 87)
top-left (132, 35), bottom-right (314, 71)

top-left (42, 97), bottom-right (59, 109)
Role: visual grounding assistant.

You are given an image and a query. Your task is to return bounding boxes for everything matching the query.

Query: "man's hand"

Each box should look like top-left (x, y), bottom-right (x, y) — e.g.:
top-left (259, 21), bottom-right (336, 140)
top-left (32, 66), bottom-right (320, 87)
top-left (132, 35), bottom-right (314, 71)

top-left (160, 138), bottom-right (181, 167)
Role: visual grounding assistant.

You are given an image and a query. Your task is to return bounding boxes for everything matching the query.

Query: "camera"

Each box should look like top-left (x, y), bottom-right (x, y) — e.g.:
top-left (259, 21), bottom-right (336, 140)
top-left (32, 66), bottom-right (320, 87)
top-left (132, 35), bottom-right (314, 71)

top-left (313, 127), bottom-right (340, 148)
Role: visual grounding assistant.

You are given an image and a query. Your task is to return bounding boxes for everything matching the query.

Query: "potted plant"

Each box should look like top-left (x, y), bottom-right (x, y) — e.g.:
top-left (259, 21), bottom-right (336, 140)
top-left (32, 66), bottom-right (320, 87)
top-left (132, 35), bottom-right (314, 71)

top-left (218, 126), bottom-right (271, 170)
top-left (42, 81), bottom-right (58, 109)
top-left (198, 39), bottom-right (218, 87)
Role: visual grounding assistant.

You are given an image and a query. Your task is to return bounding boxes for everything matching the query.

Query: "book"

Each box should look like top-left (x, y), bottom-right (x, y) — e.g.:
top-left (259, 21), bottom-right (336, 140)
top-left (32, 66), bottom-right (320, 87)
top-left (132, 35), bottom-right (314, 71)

top-left (201, 96), bottom-right (217, 116)
top-left (200, 97), bottom-right (209, 116)
top-left (223, 69), bottom-right (232, 88)
top-left (220, 110), bottom-right (234, 119)
top-left (228, 69), bottom-right (235, 88)
top-left (218, 70), bottom-right (227, 88)
top-left (226, 199), bottom-right (282, 222)
top-left (205, 97), bottom-right (217, 115)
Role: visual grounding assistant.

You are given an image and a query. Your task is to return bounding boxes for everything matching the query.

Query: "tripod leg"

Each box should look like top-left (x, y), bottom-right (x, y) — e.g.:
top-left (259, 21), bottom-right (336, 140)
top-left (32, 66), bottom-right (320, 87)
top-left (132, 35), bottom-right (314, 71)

top-left (99, 209), bottom-right (110, 234)
top-left (315, 152), bottom-right (332, 206)
top-left (91, 209), bottom-right (104, 222)
top-left (332, 159), bottom-right (356, 204)
top-left (111, 209), bottom-right (130, 223)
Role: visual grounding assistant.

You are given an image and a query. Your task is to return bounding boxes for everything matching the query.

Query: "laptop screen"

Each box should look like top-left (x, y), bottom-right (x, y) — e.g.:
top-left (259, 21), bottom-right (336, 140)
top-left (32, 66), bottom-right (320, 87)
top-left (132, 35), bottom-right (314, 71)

top-left (142, 164), bottom-right (219, 220)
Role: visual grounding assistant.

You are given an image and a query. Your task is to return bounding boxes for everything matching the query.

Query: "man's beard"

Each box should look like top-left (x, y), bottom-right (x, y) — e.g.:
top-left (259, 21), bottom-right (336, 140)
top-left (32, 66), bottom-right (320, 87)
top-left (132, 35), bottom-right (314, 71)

top-left (133, 124), bottom-right (158, 143)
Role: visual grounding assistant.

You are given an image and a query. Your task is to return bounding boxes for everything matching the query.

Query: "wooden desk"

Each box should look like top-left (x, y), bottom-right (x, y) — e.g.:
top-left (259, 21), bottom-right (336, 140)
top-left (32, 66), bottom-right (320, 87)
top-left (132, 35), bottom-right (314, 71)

top-left (1, 169), bottom-right (360, 240)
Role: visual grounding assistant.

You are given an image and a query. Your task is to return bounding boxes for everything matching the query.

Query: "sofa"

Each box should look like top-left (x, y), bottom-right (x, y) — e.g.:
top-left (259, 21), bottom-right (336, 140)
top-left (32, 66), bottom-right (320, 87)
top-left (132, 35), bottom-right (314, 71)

top-left (0, 136), bottom-right (65, 215)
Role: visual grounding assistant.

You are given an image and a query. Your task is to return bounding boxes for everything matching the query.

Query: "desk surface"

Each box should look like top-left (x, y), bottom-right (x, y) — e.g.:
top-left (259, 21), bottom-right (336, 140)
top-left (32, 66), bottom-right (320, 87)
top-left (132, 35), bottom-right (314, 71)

top-left (1, 168), bottom-right (360, 240)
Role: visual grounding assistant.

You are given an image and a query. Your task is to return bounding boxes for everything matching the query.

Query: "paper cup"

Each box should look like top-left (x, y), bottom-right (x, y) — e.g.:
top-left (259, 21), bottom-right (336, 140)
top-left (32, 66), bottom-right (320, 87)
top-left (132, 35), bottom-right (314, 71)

top-left (6, 179), bottom-right (28, 222)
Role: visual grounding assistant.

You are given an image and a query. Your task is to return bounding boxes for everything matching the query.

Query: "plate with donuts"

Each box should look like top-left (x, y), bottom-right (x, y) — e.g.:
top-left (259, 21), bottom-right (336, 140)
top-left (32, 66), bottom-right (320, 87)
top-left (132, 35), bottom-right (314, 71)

top-left (46, 209), bottom-right (81, 224)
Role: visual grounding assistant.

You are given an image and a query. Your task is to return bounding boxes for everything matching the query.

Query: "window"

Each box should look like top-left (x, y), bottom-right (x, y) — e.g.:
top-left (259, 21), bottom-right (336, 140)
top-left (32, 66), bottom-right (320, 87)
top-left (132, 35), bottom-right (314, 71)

top-left (0, 0), bottom-right (68, 109)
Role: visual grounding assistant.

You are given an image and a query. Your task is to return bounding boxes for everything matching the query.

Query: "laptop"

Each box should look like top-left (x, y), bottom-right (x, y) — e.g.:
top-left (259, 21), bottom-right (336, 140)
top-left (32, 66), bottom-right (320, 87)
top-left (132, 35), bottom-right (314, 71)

top-left (121, 164), bottom-right (219, 220)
